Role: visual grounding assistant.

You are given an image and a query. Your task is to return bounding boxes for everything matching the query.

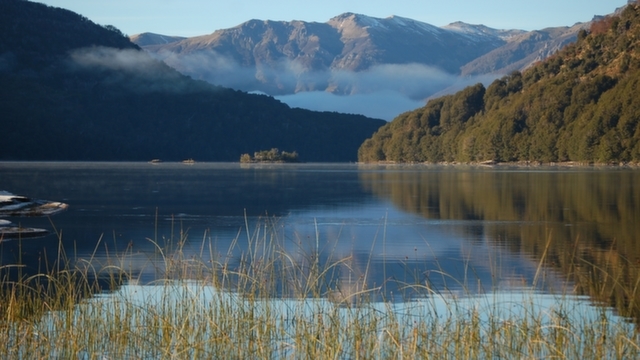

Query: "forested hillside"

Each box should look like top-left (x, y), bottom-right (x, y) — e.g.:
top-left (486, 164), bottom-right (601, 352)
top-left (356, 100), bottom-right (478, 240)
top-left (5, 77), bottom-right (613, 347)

top-left (358, 3), bottom-right (640, 164)
top-left (0, 1), bottom-right (385, 162)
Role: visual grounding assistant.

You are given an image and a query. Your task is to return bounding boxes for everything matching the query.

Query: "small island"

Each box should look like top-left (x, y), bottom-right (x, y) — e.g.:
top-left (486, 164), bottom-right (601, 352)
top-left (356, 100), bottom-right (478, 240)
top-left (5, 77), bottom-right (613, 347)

top-left (240, 148), bottom-right (299, 163)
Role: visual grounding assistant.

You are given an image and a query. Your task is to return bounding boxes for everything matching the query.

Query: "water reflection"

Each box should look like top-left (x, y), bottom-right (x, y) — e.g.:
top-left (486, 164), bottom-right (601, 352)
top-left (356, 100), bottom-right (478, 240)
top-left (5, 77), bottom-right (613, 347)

top-left (358, 164), bottom-right (640, 324)
top-left (1, 162), bottom-right (639, 325)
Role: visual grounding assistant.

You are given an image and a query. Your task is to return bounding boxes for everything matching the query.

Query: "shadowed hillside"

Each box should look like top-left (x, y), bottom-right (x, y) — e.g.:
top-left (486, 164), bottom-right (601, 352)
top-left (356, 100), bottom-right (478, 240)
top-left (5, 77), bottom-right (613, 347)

top-left (0, 1), bottom-right (385, 162)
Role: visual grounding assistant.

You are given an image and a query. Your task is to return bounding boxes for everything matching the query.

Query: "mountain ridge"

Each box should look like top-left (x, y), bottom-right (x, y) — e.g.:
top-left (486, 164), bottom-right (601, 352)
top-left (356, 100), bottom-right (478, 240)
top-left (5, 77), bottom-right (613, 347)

top-left (134, 13), bottom-right (518, 97)
top-left (132, 12), bottom-right (598, 100)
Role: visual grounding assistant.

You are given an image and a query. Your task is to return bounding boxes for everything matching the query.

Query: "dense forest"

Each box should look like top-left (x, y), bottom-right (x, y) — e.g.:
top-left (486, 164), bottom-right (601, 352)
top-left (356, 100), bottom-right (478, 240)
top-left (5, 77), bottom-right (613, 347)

top-left (0, 1), bottom-right (385, 162)
top-left (358, 4), bottom-right (640, 164)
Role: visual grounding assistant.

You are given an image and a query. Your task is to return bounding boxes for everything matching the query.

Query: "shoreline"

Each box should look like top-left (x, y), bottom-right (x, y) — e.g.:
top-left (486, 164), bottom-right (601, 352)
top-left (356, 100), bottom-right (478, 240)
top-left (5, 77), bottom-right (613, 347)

top-left (360, 160), bottom-right (640, 168)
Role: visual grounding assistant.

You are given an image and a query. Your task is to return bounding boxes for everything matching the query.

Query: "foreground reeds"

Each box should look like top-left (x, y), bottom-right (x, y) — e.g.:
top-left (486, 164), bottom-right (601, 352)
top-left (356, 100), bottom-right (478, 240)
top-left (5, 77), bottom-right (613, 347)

top-left (1, 219), bottom-right (639, 359)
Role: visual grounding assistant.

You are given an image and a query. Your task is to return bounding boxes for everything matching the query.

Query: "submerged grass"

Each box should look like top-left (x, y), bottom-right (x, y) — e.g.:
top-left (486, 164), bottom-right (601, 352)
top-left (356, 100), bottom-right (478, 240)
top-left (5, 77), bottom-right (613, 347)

top-left (1, 218), bottom-right (639, 359)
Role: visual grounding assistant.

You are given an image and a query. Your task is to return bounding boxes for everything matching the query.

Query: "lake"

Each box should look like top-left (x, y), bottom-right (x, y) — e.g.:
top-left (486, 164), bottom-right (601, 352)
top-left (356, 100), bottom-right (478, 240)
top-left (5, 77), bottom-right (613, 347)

top-left (1, 162), bottom-right (639, 322)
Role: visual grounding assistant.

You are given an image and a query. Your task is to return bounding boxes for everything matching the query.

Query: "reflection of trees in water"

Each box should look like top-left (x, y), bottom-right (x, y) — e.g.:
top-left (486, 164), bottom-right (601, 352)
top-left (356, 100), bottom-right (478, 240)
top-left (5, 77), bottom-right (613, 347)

top-left (359, 166), bottom-right (640, 326)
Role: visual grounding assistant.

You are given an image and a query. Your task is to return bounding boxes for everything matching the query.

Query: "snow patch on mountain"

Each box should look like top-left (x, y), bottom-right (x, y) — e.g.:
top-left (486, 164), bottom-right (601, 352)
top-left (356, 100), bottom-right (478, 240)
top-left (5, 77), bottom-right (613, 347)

top-left (129, 33), bottom-right (186, 47)
top-left (443, 22), bottom-right (526, 42)
top-left (386, 15), bottom-right (443, 35)
top-left (330, 13), bottom-right (383, 29)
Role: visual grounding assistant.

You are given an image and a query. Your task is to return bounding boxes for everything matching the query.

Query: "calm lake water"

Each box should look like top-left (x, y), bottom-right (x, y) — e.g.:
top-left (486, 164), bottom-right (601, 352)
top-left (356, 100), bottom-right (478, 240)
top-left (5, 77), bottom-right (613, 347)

top-left (1, 162), bottom-right (639, 320)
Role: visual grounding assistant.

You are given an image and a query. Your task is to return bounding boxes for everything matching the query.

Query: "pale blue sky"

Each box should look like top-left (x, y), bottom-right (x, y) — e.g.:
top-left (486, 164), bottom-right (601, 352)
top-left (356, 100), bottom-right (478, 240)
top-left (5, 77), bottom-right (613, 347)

top-left (36, 0), bottom-right (626, 37)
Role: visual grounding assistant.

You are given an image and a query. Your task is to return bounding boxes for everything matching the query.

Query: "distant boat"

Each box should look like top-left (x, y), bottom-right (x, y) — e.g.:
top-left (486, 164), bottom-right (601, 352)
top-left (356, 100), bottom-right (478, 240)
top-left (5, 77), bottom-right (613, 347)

top-left (182, 159), bottom-right (195, 164)
top-left (148, 159), bottom-right (162, 164)
top-left (0, 191), bottom-right (68, 239)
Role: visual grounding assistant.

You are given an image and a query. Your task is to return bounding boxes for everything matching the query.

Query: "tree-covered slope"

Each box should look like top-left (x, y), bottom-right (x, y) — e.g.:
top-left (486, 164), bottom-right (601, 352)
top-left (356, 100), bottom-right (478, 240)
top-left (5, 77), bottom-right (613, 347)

top-left (359, 3), bottom-right (640, 164)
top-left (0, 0), bottom-right (385, 162)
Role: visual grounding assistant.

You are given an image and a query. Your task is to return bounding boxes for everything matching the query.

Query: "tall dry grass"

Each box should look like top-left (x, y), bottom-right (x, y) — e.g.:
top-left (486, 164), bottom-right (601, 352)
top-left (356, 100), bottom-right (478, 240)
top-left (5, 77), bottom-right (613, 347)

top-left (1, 218), bottom-right (638, 359)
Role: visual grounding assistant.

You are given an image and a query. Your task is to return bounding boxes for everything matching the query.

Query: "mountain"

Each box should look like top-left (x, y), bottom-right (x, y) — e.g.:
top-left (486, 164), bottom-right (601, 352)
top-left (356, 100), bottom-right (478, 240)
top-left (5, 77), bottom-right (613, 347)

top-left (132, 13), bottom-right (590, 99)
top-left (133, 14), bottom-right (509, 96)
top-left (129, 33), bottom-right (186, 47)
top-left (459, 2), bottom-right (635, 77)
top-left (0, 0), bottom-right (385, 162)
top-left (459, 23), bottom-right (588, 76)
top-left (357, 3), bottom-right (640, 164)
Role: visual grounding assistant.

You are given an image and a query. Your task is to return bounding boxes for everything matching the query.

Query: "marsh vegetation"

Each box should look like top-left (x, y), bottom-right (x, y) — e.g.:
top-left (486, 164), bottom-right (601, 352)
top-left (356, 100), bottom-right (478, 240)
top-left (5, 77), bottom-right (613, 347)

top-left (1, 218), bottom-right (639, 359)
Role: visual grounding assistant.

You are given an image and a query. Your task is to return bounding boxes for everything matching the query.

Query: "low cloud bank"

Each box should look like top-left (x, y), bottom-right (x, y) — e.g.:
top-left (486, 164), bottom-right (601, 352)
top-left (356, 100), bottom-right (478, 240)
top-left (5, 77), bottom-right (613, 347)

top-left (274, 90), bottom-right (425, 121)
top-left (276, 71), bottom-right (499, 120)
top-left (70, 47), bottom-right (161, 74)
top-left (70, 47), bottom-right (501, 120)
top-left (328, 63), bottom-right (455, 100)
top-left (155, 50), bottom-right (502, 120)
top-left (67, 47), bottom-right (197, 93)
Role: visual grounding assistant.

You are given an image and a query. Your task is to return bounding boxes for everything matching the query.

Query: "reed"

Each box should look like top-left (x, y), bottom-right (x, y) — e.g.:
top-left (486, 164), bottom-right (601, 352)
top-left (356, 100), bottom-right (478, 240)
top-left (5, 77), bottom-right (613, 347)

top-left (1, 218), bottom-right (638, 359)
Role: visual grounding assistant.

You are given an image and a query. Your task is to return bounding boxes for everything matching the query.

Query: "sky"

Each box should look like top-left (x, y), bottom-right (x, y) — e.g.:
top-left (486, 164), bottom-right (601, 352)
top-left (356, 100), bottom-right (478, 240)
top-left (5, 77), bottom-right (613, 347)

top-left (36, 0), bottom-right (626, 37)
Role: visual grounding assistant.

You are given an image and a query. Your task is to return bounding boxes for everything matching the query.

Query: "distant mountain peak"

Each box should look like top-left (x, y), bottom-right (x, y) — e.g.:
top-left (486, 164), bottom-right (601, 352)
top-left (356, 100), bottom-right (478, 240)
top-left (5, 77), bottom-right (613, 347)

top-left (442, 22), bottom-right (526, 41)
top-left (329, 12), bottom-right (362, 21)
top-left (129, 32), bottom-right (186, 47)
top-left (444, 21), bottom-right (494, 32)
top-left (329, 12), bottom-right (384, 28)
top-left (132, 9), bottom-right (615, 99)
top-left (385, 15), bottom-right (443, 34)
top-left (328, 13), bottom-right (442, 34)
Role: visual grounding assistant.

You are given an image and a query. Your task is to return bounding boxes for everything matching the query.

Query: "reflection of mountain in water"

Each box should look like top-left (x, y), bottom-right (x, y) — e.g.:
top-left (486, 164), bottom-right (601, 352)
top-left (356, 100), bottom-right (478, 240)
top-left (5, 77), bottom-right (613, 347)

top-left (358, 165), bottom-right (640, 324)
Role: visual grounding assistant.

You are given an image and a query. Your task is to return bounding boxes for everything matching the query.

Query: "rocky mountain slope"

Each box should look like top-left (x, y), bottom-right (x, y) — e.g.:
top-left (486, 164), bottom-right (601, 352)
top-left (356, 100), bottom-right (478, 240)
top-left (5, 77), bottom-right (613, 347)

top-left (459, 23), bottom-right (587, 76)
top-left (133, 13), bottom-right (596, 98)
